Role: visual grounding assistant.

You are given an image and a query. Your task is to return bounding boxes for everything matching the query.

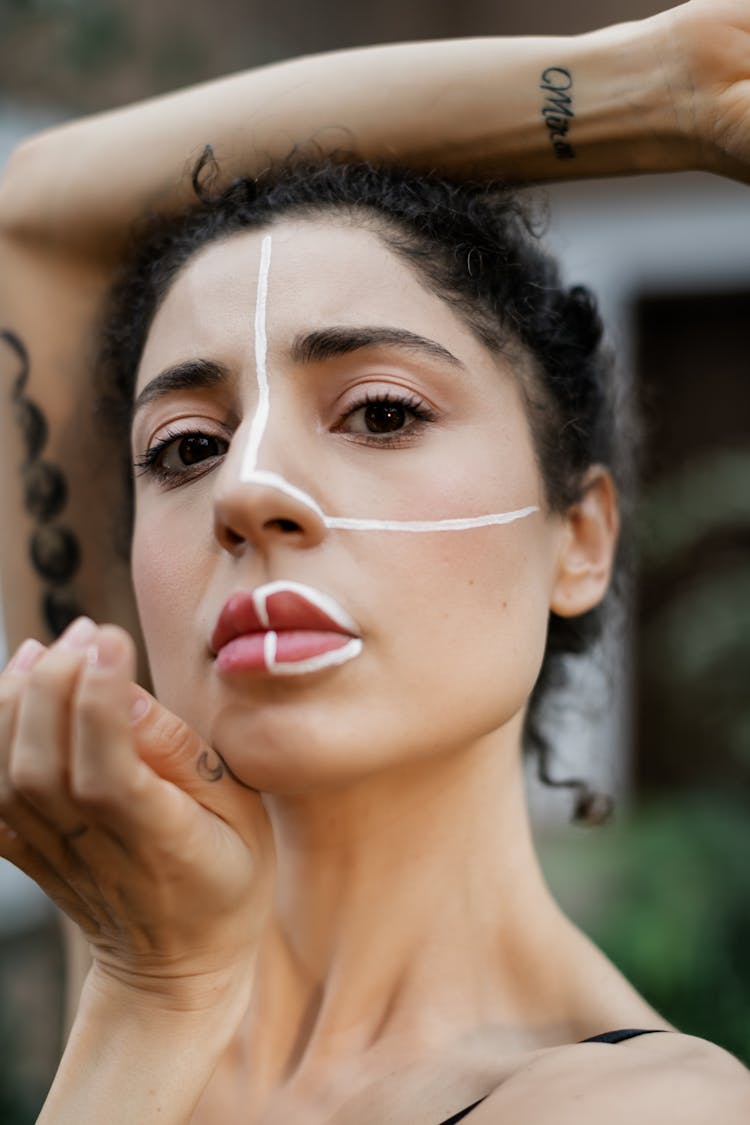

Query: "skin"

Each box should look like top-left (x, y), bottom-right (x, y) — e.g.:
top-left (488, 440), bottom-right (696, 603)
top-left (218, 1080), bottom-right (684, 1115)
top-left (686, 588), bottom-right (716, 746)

top-left (127, 216), bottom-right (652, 1119)
top-left (131, 219), bottom-right (573, 792)
top-left (1, 2), bottom-right (750, 1119)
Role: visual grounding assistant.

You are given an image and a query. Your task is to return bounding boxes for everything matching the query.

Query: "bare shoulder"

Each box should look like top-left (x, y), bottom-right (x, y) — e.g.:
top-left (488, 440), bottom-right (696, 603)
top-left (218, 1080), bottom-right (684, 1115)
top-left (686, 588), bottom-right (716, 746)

top-left (475, 1032), bottom-right (750, 1124)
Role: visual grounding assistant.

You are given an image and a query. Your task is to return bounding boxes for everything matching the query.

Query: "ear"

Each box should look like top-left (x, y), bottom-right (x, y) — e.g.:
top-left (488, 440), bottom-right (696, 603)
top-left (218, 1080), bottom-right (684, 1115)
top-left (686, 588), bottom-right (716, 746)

top-left (549, 466), bottom-right (620, 618)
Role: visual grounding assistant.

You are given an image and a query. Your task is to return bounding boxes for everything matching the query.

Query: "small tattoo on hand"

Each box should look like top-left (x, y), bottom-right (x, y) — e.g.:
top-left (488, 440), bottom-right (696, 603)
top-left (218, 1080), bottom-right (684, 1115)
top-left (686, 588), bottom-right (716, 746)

top-left (197, 750), bottom-right (225, 783)
top-left (197, 748), bottom-right (259, 792)
top-left (540, 66), bottom-right (575, 161)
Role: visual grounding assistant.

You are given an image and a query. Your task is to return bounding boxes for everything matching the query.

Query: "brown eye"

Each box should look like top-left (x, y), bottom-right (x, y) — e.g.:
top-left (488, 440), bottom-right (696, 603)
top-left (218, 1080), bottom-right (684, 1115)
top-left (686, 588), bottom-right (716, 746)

top-left (163, 434), bottom-right (225, 470)
top-left (363, 401), bottom-right (407, 433)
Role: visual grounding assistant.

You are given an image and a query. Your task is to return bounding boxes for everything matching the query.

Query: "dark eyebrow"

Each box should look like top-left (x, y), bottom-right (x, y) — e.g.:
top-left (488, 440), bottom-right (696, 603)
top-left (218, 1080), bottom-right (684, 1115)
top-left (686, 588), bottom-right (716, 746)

top-left (132, 327), bottom-right (463, 424)
top-left (290, 326), bottom-right (465, 369)
top-left (132, 358), bottom-right (231, 421)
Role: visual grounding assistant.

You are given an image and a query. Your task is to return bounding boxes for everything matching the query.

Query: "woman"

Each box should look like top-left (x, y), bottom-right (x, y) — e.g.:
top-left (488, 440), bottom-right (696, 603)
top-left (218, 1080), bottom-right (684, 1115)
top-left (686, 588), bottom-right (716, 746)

top-left (0, 2), bottom-right (749, 1121)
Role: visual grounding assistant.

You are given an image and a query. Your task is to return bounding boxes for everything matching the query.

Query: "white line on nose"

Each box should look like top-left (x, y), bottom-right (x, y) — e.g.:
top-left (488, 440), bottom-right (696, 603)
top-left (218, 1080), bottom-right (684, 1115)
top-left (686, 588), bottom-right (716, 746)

top-left (232, 230), bottom-right (540, 535)
top-left (240, 233), bottom-right (273, 482)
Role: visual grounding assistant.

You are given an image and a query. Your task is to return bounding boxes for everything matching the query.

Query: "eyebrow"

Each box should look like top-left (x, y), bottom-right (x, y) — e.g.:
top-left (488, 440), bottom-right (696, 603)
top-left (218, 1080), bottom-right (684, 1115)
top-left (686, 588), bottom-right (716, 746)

top-left (132, 326), bottom-right (465, 421)
top-left (132, 357), bottom-right (231, 421)
top-left (289, 326), bottom-right (465, 369)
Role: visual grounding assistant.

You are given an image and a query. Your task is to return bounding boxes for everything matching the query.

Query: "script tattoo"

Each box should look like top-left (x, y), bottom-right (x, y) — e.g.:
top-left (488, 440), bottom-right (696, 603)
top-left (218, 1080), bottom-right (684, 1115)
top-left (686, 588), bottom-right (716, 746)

top-left (540, 66), bottom-right (575, 161)
top-left (1, 330), bottom-right (85, 638)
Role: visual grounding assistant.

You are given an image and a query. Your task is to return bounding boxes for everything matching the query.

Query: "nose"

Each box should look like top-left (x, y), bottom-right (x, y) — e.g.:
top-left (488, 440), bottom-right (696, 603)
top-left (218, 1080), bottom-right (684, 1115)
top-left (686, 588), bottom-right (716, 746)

top-left (213, 446), bottom-right (327, 555)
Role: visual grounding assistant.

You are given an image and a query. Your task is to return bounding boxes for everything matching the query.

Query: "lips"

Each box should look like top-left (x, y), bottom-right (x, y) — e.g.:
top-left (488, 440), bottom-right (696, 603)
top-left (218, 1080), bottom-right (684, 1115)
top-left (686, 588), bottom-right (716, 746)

top-left (211, 581), bottom-right (363, 676)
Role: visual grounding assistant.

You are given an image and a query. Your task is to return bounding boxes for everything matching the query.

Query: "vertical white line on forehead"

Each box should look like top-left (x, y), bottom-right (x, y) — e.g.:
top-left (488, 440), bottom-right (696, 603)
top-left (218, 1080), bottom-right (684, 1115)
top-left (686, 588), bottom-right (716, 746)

top-left (231, 229), bottom-right (539, 534)
top-left (240, 233), bottom-right (273, 482)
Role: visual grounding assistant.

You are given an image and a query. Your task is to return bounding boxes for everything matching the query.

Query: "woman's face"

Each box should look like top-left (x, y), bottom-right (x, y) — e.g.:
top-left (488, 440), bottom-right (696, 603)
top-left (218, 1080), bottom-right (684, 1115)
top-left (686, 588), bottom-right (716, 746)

top-left (130, 217), bottom-right (568, 792)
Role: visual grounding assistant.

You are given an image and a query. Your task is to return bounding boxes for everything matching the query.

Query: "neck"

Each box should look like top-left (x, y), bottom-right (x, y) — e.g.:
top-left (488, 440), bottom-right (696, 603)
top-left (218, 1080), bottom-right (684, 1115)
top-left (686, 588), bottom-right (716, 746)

top-left (243, 716), bottom-right (579, 1099)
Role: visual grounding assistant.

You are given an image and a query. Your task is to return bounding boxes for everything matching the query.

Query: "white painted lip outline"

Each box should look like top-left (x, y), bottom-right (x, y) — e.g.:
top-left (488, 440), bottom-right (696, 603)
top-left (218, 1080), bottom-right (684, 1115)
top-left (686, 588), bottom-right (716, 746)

top-left (211, 580), bottom-right (363, 677)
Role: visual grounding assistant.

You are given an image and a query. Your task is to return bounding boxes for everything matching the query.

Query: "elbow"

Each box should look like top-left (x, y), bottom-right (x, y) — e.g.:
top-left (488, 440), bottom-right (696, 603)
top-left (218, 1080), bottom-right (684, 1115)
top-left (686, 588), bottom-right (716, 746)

top-left (0, 130), bottom-right (60, 239)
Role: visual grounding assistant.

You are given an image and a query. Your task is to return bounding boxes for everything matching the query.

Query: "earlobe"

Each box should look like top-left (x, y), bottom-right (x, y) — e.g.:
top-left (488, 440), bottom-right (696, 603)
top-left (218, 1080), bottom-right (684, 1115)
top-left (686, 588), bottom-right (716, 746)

top-left (549, 466), bottom-right (620, 619)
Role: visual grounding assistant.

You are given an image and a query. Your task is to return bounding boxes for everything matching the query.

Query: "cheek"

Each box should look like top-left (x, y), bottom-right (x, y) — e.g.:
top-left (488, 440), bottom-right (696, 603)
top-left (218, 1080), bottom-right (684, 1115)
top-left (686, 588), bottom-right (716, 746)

top-left (130, 507), bottom-right (208, 687)
top-left (360, 415), bottom-right (539, 527)
top-left (363, 514), bottom-right (553, 711)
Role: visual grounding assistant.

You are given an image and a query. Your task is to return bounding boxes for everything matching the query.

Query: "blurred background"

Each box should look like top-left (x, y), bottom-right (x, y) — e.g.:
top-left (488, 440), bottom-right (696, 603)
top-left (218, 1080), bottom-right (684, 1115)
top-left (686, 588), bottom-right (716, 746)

top-left (1, 0), bottom-right (748, 1118)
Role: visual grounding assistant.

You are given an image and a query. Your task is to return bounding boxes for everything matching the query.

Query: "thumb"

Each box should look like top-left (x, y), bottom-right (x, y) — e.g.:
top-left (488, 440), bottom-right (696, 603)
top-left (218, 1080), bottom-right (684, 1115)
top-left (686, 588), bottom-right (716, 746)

top-left (127, 684), bottom-right (260, 818)
top-left (126, 683), bottom-right (275, 897)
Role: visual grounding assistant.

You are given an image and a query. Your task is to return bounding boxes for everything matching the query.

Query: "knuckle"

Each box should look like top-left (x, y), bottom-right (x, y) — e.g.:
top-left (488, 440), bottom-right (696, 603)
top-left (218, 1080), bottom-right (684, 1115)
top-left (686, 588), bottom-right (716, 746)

top-left (68, 770), bottom-right (113, 809)
top-left (8, 757), bottom-right (63, 800)
top-left (26, 655), bottom-right (75, 693)
top-left (0, 777), bottom-right (13, 811)
top-left (0, 678), bottom-right (20, 709)
top-left (157, 714), bottom-right (201, 760)
top-left (74, 672), bottom-right (129, 728)
top-left (73, 687), bottom-right (109, 720)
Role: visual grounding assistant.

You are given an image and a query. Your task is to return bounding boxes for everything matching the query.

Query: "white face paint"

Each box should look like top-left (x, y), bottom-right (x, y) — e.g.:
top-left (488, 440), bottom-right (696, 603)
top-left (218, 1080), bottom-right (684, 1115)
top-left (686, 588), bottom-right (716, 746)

top-left (239, 234), bottom-right (540, 535)
top-left (252, 580), bottom-right (363, 678)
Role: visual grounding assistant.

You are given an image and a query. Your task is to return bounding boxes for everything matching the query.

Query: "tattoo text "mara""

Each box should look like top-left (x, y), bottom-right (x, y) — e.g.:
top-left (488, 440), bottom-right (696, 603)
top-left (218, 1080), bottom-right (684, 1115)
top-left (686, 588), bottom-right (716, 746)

top-left (540, 67), bottom-right (575, 161)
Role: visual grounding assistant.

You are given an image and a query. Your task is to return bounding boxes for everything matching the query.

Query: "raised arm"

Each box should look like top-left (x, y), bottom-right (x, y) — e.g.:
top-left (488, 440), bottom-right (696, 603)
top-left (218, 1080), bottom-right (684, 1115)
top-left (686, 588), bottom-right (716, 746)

top-left (2, 0), bottom-right (749, 257)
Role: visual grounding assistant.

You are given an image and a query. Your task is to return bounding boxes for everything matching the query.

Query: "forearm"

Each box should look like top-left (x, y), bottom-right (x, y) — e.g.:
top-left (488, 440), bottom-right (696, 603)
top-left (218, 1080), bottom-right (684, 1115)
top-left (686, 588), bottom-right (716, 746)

top-left (0, 15), bottom-right (692, 255)
top-left (0, 240), bottom-right (147, 655)
top-left (39, 972), bottom-right (242, 1125)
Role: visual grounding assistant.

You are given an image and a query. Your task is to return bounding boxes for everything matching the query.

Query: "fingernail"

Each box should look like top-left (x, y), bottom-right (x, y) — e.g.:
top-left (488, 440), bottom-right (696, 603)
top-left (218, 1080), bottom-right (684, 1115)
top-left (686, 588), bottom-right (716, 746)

top-left (86, 632), bottom-right (122, 670)
top-left (60, 616), bottom-right (97, 651)
top-left (6, 638), bottom-right (46, 673)
top-left (129, 689), bottom-right (150, 723)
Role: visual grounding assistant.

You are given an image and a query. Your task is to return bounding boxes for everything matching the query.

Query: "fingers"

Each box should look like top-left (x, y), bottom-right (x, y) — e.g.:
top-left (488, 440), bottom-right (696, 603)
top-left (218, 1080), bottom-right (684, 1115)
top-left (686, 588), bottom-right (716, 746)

top-left (68, 626), bottom-right (160, 835)
top-left (1, 619), bottom-right (142, 863)
top-left (12, 617), bottom-right (100, 832)
top-left (0, 627), bottom-right (98, 927)
top-left (128, 686), bottom-right (272, 858)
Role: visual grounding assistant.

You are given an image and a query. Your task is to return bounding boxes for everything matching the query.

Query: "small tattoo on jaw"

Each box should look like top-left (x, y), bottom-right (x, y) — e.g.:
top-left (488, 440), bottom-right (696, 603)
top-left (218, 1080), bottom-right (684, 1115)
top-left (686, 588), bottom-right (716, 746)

top-left (540, 67), bottom-right (575, 161)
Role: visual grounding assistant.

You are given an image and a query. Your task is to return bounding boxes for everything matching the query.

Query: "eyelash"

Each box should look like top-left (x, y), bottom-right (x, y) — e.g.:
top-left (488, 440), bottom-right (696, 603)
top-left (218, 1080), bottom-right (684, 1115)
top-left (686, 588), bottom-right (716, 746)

top-left (133, 391), bottom-right (436, 486)
top-left (133, 425), bottom-right (226, 487)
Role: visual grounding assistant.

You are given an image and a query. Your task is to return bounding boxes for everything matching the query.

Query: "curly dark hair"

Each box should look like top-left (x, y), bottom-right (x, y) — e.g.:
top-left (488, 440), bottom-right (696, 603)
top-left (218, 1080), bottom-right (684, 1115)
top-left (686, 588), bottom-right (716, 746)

top-left (94, 150), bottom-right (641, 825)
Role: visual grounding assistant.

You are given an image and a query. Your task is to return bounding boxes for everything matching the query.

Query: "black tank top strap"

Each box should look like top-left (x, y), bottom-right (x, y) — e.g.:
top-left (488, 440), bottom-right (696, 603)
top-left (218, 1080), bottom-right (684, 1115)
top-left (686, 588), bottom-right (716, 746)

top-left (579, 1028), bottom-right (669, 1044)
top-left (438, 1098), bottom-right (487, 1125)
top-left (435, 1029), bottom-right (670, 1124)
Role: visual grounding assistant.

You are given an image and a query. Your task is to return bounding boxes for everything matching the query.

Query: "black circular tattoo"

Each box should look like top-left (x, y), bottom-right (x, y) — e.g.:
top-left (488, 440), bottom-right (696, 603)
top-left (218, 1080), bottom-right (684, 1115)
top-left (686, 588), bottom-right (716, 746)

top-left (30, 526), bottom-right (81, 584)
top-left (14, 397), bottom-right (48, 462)
top-left (22, 460), bottom-right (67, 521)
top-left (44, 589), bottom-right (84, 637)
top-left (2, 330), bottom-right (87, 639)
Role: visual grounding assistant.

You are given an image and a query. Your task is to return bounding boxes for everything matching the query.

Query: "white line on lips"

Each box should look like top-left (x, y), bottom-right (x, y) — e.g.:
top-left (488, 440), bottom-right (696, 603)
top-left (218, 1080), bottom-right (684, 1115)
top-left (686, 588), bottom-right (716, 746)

top-left (252, 580), bottom-right (360, 634)
top-left (210, 580), bottom-right (363, 676)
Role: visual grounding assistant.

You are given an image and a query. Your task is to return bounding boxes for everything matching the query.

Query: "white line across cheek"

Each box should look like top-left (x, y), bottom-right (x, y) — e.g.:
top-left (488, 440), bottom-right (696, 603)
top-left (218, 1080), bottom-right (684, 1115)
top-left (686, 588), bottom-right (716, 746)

top-left (237, 233), bottom-right (540, 534)
top-left (323, 507), bottom-right (540, 532)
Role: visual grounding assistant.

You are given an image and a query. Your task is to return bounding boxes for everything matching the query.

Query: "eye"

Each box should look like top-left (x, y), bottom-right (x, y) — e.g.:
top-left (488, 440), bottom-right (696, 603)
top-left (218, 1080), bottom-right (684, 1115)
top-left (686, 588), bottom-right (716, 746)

top-left (163, 433), bottom-right (225, 469)
top-left (134, 427), bottom-right (229, 485)
top-left (338, 393), bottom-right (435, 440)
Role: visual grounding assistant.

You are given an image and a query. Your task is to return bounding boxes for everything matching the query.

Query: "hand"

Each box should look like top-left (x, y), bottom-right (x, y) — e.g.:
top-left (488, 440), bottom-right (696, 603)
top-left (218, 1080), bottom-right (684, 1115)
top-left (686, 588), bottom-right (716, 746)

top-left (654, 0), bottom-right (750, 181)
top-left (0, 617), bottom-right (273, 1015)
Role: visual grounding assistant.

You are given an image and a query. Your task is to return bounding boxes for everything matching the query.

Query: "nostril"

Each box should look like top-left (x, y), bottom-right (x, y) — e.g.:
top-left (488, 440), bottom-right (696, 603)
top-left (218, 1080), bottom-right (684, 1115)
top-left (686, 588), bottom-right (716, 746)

top-left (224, 526), bottom-right (244, 547)
top-left (266, 518), bottom-right (303, 534)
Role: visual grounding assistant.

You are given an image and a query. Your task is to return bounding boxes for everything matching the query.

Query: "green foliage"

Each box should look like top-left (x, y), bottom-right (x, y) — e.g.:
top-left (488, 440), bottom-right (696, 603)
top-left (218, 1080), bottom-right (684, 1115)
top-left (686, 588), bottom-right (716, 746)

top-left (62, 1), bottom-right (131, 76)
top-left (0, 989), bottom-right (35, 1125)
top-left (636, 449), bottom-right (750, 781)
top-left (541, 794), bottom-right (750, 1064)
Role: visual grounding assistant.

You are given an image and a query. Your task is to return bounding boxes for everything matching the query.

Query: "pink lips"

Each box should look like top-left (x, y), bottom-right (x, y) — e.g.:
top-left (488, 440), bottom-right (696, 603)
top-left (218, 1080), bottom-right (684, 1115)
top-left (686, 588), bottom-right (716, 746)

top-left (211, 584), bottom-right (362, 676)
